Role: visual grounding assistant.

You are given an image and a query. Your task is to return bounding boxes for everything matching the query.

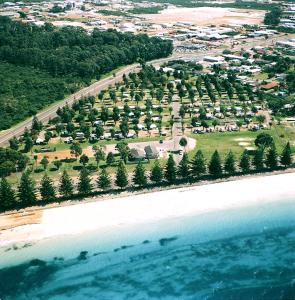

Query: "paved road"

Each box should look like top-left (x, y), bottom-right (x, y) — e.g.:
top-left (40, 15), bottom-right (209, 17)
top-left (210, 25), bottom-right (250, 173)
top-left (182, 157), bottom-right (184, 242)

top-left (0, 54), bottom-right (209, 147)
top-left (0, 63), bottom-right (141, 147)
top-left (0, 33), bottom-right (292, 147)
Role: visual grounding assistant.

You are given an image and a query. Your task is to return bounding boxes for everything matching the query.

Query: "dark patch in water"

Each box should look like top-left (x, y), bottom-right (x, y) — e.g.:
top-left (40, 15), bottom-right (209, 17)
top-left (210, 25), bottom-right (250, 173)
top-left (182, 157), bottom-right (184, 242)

top-left (53, 256), bottom-right (64, 261)
top-left (113, 245), bottom-right (134, 252)
top-left (159, 236), bottom-right (178, 246)
top-left (142, 240), bottom-right (150, 244)
top-left (0, 259), bottom-right (59, 297)
top-left (93, 251), bottom-right (107, 256)
top-left (77, 251), bottom-right (88, 261)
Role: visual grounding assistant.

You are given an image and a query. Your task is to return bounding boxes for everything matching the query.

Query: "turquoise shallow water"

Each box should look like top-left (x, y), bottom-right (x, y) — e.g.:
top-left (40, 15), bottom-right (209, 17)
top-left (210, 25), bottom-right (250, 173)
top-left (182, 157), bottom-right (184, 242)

top-left (1, 199), bottom-right (295, 300)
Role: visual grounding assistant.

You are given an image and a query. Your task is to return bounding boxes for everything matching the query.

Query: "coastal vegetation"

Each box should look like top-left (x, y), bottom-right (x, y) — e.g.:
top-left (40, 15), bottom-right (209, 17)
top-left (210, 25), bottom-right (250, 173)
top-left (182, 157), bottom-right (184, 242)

top-left (0, 138), bottom-right (292, 213)
top-left (0, 17), bottom-right (173, 130)
top-left (128, 6), bottom-right (163, 15)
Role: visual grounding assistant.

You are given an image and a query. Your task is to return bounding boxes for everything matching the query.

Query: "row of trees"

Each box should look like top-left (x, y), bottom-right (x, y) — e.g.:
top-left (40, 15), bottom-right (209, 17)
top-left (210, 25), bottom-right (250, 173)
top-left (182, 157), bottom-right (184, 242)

top-left (0, 142), bottom-right (292, 212)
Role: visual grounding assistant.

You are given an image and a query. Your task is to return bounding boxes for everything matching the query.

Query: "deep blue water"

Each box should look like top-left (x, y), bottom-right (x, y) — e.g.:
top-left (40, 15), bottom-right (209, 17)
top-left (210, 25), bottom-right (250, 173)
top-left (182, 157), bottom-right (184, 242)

top-left (1, 200), bottom-right (295, 300)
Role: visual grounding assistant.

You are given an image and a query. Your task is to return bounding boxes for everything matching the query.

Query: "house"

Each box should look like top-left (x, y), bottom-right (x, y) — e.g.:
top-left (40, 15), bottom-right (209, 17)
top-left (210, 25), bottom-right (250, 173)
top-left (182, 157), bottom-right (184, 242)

top-left (144, 145), bottom-right (159, 159)
top-left (261, 81), bottom-right (279, 91)
top-left (75, 132), bottom-right (85, 141)
top-left (64, 137), bottom-right (73, 144)
top-left (35, 137), bottom-right (46, 145)
top-left (130, 147), bottom-right (146, 160)
top-left (89, 134), bottom-right (98, 143)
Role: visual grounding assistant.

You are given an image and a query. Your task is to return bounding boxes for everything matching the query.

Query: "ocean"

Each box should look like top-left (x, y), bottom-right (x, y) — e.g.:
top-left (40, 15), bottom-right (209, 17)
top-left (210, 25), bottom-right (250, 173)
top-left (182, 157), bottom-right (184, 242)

top-left (0, 199), bottom-right (295, 300)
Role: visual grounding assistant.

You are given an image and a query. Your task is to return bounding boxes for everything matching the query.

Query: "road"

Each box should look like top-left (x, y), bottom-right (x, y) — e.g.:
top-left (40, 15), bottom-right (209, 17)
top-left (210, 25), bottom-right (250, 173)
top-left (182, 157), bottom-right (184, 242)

top-left (0, 33), bottom-right (292, 147)
top-left (0, 54), bottom-right (209, 147)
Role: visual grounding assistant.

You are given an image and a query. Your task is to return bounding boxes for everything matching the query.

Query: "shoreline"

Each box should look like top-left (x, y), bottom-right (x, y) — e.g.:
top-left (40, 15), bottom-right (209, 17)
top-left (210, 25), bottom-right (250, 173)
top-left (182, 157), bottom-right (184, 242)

top-left (1, 170), bottom-right (295, 248)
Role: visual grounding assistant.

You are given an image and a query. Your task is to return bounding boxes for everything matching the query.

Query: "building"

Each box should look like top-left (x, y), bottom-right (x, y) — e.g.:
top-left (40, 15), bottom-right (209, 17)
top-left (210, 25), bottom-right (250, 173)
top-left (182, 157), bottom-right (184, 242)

top-left (130, 147), bottom-right (146, 160)
top-left (144, 145), bottom-right (159, 159)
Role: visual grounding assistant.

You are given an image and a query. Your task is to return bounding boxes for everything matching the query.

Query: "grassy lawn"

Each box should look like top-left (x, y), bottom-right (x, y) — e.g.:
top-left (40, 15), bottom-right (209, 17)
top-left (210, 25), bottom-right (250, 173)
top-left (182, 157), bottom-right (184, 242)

top-left (189, 125), bottom-right (295, 160)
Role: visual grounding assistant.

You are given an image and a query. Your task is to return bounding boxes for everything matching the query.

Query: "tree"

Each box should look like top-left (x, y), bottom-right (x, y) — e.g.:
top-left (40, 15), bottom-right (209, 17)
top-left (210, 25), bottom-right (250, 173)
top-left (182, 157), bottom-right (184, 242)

top-left (18, 172), bottom-right (37, 207)
top-left (53, 160), bottom-right (62, 170)
top-left (59, 170), bottom-right (74, 197)
top-left (165, 154), bottom-right (176, 184)
top-left (78, 167), bottom-right (92, 195)
top-left (253, 147), bottom-right (264, 171)
top-left (31, 115), bottom-right (42, 132)
top-left (112, 106), bottom-right (120, 124)
top-left (150, 160), bottom-right (163, 184)
top-left (179, 137), bottom-right (188, 150)
top-left (191, 150), bottom-right (206, 178)
top-left (0, 177), bottom-right (16, 211)
top-left (79, 154), bottom-right (89, 166)
top-left (70, 142), bottom-right (82, 159)
top-left (106, 152), bottom-right (115, 165)
top-left (116, 141), bottom-right (129, 163)
top-left (209, 150), bottom-right (223, 178)
top-left (97, 168), bottom-right (111, 191)
top-left (240, 150), bottom-right (250, 173)
top-left (40, 174), bottom-right (56, 202)
top-left (115, 161), bottom-right (128, 189)
top-left (255, 133), bottom-right (273, 149)
top-left (178, 153), bottom-right (190, 180)
top-left (266, 145), bottom-right (278, 169)
top-left (24, 136), bottom-right (33, 153)
top-left (9, 137), bottom-right (19, 151)
top-left (133, 161), bottom-right (147, 187)
top-left (256, 115), bottom-right (266, 126)
top-left (93, 146), bottom-right (105, 167)
top-left (264, 6), bottom-right (282, 26)
top-left (281, 142), bottom-right (292, 168)
top-left (40, 156), bottom-right (49, 170)
top-left (224, 151), bottom-right (236, 175)
top-left (101, 106), bottom-right (109, 124)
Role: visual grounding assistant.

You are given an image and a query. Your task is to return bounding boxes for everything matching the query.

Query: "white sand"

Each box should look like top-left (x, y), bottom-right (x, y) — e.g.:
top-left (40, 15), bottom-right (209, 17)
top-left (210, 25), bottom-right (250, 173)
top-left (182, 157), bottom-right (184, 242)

top-left (1, 172), bottom-right (295, 247)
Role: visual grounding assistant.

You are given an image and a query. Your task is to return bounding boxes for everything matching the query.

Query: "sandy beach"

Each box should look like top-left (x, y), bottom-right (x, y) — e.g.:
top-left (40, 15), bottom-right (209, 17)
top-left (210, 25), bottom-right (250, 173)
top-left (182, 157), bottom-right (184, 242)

top-left (1, 172), bottom-right (294, 247)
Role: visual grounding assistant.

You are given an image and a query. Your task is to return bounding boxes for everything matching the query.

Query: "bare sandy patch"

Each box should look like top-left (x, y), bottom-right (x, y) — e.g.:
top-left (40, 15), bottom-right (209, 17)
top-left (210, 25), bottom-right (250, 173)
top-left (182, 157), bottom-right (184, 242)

top-left (235, 138), bottom-right (254, 142)
top-left (239, 142), bottom-right (251, 146)
top-left (142, 7), bottom-right (265, 26)
top-left (37, 146), bottom-right (95, 162)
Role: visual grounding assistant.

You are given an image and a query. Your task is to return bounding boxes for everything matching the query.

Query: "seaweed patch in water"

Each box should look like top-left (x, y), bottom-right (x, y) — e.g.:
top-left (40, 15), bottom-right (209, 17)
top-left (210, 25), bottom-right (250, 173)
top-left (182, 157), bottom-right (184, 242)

top-left (159, 236), bottom-right (178, 246)
top-left (77, 251), bottom-right (88, 261)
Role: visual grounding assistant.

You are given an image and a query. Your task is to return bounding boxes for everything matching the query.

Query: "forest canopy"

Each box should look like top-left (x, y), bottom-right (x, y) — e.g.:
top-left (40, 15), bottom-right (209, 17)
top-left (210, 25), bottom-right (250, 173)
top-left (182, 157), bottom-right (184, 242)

top-left (0, 17), bottom-right (173, 130)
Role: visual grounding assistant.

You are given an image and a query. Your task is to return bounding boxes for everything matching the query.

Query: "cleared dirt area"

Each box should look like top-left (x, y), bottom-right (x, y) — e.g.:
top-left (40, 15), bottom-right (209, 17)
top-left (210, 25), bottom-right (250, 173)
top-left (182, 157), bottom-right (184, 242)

top-left (143, 7), bottom-right (265, 26)
top-left (36, 146), bottom-right (95, 162)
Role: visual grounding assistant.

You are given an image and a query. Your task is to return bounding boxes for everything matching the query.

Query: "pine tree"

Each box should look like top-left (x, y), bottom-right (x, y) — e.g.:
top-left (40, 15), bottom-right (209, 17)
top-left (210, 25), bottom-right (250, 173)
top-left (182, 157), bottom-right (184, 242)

top-left (150, 160), bottom-right (163, 184)
top-left (115, 161), bottom-right (128, 189)
top-left (0, 177), bottom-right (16, 211)
top-left (59, 170), bottom-right (74, 197)
top-left (281, 142), bottom-right (292, 167)
top-left (133, 161), bottom-right (147, 187)
top-left (224, 150), bottom-right (236, 175)
top-left (178, 153), bottom-right (190, 179)
top-left (240, 150), bottom-right (250, 173)
top-left (40, 174), bottom-right (56, 202)
top-left (78, 167), bottom-right (92, 195)
top-left (253, 147), bottom-right (264, 171)
top-left (209, 150), bottom-right (223, 177)
top-left (165, 154), bottom-right (176, 183)
top-left (191, 150), bottom-right (206, 178)
top-left (18, 172), bottom-right (37, 207)
top-left (97, 168), bottom-right (111, 191)
top-left (266, 145), bottom-right (278, 169)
